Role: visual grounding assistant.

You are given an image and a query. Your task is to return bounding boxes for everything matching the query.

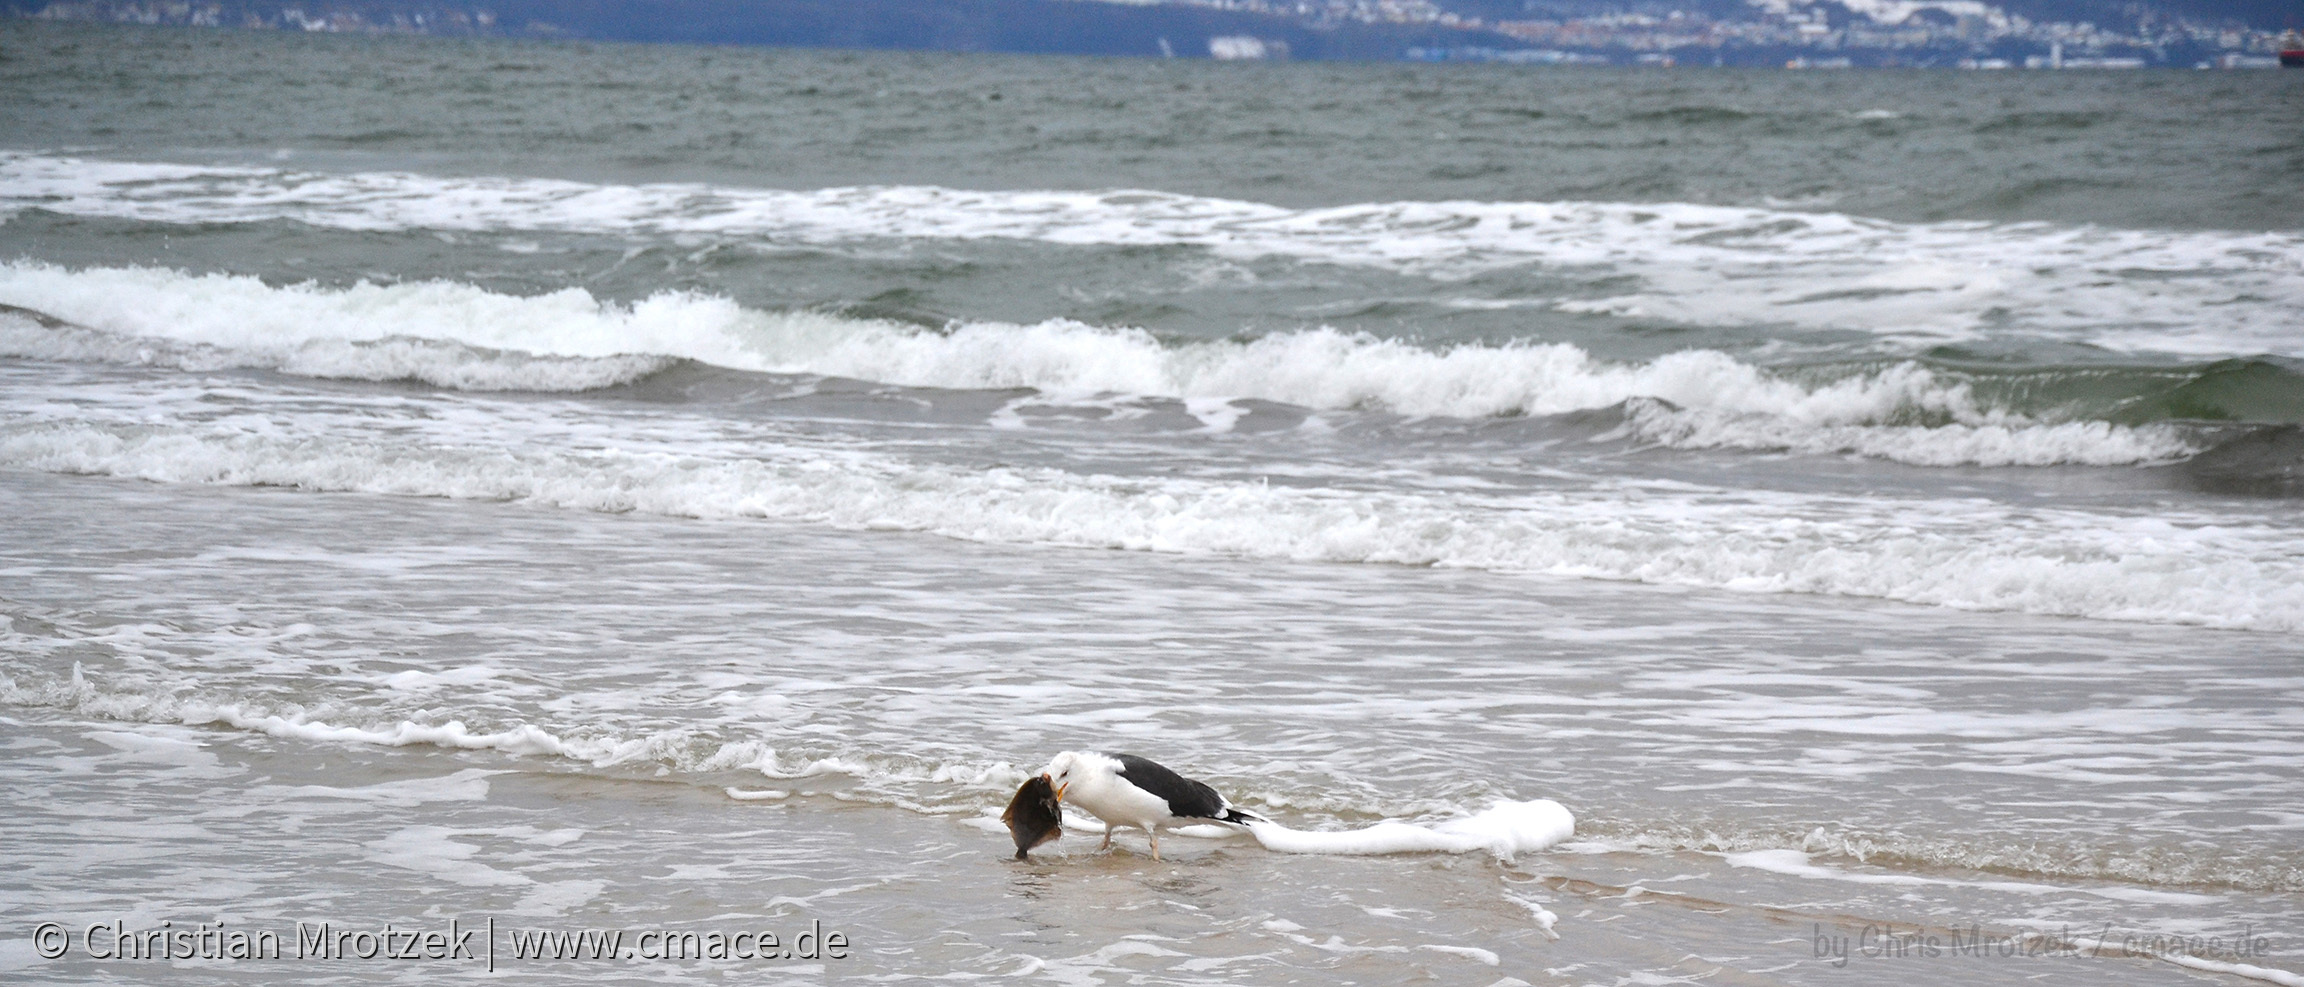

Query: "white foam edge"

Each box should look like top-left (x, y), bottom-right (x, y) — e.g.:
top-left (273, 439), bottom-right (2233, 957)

top-left (1503, 892), bottom-right (1561, 939)
top-left (2018, 932), bottom-right (2304, 986)
top-left (5, 418), bottom-right (2297, 632)
top-left (1245, 800), bottom-right (1575, 862)
top-left (2140, 953), bottom-right (2304, 987)
top-left (1720, 848), bottom-right (2221, 906)
top-left (6, 152), bottom-right (2301, 360)
top-left (6, 664), bottom-right (951, 785)
top-left (0, 261), bottom-right (2214, 467)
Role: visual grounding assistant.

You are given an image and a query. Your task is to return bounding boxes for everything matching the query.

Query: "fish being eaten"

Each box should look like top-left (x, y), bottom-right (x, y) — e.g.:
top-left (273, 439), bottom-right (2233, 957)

top-left (1002, 773), bottom-right (1064, 860)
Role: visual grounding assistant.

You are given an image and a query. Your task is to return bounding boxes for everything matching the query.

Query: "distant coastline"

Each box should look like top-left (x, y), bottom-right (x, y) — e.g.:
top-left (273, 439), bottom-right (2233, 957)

top-left (5, 0), bottom-right (2298, 68)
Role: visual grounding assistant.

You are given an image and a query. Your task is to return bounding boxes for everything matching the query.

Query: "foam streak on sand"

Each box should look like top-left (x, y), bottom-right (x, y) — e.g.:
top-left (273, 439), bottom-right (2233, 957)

top-left (1246, 800), bottom-right (1575, 861)
top-left (1720, 849), bottom-right (2221, 906)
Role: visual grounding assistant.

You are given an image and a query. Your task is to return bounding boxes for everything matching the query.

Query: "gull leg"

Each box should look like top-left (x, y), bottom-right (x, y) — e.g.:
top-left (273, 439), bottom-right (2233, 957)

top-left (1149, 829), bottom-right (1161, 861)
top-left (1099, 826), bottom-right (1113, 851)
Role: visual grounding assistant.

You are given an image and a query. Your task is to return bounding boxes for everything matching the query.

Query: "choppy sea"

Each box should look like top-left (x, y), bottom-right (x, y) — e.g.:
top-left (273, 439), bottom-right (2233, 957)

top-left (3, 21), bottom-right (2301, 986)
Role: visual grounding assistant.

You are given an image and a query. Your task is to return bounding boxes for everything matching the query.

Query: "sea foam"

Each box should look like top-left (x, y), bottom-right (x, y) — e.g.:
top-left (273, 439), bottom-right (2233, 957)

top-left (4, 663), bottom-right (1428, 841)
top-left (13, 661), bottom-right (2296, 895)
top-left (10, 658), bottom-right (1573, 863)
top-left (1246, 800), bottom-right (1575, 861)
top-left (2, 419), bottom-right (2298, 630)
top-left (0, 263), bottom-right (2206, 468)
top-left (6, 152), bottom-right (2300, 357)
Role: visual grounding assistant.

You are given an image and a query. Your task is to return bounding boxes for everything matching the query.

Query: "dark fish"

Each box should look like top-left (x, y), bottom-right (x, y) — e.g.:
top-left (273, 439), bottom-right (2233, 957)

top-left (1001, 773), bottom-right (1063, 860)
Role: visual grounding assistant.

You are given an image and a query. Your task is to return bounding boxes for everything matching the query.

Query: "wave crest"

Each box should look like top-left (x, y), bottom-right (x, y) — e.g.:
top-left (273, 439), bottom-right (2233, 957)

top-left (0, 312), bottom-right (673, 392)
top-left (0, 262), bottom-right (2232, 469)
top-left (7, 152), bottom-right (2301, 356)
top-left (4, 420), bottom-right (2298, 629)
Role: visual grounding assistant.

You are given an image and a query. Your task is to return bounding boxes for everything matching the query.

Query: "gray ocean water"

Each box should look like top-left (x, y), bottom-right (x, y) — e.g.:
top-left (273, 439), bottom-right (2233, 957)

top-left (3, 21), bottom-right (2303, 986)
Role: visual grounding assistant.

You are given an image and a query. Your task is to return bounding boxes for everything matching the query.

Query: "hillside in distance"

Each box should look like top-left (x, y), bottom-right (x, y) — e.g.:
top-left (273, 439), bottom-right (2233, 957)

top-left (1452, 0), bottom-right (2297, 32)
top-left (9, 0), bottom-right (2301, 64)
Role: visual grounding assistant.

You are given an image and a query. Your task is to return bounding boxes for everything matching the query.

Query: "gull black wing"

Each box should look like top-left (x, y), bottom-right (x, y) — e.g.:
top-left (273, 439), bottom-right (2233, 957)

top-left (1112, 753), bottom-right (1230, 820)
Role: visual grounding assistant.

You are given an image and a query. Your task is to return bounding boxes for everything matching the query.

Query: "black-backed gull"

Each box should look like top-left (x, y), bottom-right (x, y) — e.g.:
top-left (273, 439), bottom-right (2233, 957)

top-left (1040, 751), bottom-right (1261, 860)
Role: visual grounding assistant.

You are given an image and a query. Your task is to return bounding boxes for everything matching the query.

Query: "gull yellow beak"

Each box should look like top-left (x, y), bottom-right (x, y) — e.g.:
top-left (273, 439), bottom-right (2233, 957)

top-left (1052, 778), bottom-right (1067, 801)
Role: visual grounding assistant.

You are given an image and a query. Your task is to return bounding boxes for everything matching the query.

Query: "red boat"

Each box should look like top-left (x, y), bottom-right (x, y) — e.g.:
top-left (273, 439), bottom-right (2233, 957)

top-left (2283, 50), bottom-right (2304, 67)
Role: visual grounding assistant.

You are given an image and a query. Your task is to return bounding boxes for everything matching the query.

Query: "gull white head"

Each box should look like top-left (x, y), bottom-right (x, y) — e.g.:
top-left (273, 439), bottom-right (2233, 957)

top-left (1042, 750), bottom-right (1113, 803)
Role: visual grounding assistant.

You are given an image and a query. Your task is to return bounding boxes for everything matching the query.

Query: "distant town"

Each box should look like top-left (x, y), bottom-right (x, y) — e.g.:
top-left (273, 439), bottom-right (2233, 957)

top-left (9, 0), bottom-right (2301, 68)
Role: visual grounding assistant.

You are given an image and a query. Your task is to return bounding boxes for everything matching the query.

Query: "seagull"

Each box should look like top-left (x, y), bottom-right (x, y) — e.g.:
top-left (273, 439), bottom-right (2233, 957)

top-left (1042, 751), bottom-right (1261, 860)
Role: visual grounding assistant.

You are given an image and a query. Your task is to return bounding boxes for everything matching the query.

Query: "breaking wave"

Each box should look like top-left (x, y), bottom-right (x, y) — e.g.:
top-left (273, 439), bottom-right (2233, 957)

top-left (0, 303), bottom-right (672, 391)
top-left (4, 153), bottom-right (2302, 356)
top-left (2, 419), bottom-right (2299, 629)
top-left (6, 262), bottom-right (2286, 471)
